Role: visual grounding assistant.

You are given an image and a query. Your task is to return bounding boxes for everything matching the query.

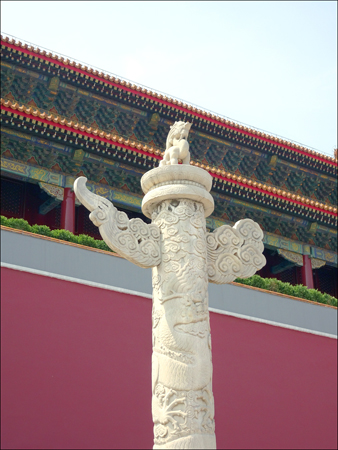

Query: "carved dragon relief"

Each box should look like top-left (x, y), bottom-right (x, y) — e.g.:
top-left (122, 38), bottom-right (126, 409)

top-left (150, 199), bottom-right (215, 448)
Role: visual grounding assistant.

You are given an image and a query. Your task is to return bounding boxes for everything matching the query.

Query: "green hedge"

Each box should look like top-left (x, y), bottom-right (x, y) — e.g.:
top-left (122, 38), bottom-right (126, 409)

top-left (1, 215), bottom-right (337, 307)
top-left (235, 275), bottom-right (337, 307)
top-left (1, 215), bottom-right (112, 253)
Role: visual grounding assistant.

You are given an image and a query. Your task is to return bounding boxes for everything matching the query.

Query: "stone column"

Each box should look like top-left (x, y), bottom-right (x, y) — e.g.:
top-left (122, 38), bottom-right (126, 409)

top-left (61, 187), bottom-right (75, 233)
top-left (301, 254), bottom-right (314, 289)
top-left (141, 165), bottom-right (216, 449)
top-left (73, 121), bottom-right (266, 450)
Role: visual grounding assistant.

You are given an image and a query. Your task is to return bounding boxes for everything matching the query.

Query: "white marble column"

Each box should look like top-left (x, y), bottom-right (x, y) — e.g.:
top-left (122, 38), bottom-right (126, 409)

top-left (141, 165), bottom-right (216, 448)
top-left (74, 121), bottom-right (266, 450)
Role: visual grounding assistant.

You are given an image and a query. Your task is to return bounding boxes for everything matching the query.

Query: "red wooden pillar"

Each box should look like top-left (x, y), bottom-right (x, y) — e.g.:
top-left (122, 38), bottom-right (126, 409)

top-left (61, 188), bottom-right (75, 233)
top-left (301, 255), bottom-right (314, 289)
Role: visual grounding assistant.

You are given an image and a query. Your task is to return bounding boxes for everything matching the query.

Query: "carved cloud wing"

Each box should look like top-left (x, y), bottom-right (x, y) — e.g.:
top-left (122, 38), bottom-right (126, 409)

top-left (74, 177), bottom-right (161, 268)
top-left (206, 218), bottom-right (266, 284)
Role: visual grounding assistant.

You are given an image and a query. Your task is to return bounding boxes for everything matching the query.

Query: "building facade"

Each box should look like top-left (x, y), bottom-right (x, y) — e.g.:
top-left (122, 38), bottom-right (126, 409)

top-left (1, 35), bottom-right (337, 449)
top-left (1, 35), bottom-right (337, 296)
top-left (1, 229), bottom-right (337, 449)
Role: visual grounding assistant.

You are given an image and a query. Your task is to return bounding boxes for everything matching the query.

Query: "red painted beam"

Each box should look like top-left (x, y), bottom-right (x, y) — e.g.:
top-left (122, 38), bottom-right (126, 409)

top-left (301, 255), bottom-right (314, 289)
top-left (61, 188), bottom-right (75, 233)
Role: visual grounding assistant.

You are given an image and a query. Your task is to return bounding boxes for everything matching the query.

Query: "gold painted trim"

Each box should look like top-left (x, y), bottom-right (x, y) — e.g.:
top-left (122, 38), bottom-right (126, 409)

top-left (1, 99), bottom-right (337, 215)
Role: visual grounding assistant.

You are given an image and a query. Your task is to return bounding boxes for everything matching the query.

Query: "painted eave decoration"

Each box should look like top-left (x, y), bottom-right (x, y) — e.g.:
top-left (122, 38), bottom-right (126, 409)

top-left (1, 35), bottom-right (337, 171)
top-left (1, 98), bottom-right (337, 224)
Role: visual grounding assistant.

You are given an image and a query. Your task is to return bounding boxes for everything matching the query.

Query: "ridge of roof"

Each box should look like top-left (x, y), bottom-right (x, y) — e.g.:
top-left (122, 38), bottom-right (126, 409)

top-left (1, 98), bottom-right (337, 217)
top-left (1, 35), bottom-right (337, 166)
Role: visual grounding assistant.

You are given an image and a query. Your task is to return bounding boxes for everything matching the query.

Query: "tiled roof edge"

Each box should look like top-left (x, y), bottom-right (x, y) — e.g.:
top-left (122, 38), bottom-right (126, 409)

top-left (1, 35), bottom-right (337, 166)
top-left (1, 99), bottom-right (337, 217)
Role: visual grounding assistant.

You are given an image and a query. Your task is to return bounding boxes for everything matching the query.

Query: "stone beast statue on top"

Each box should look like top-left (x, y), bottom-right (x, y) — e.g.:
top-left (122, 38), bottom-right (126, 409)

top-left (159, 121), bottom-right (192, 166)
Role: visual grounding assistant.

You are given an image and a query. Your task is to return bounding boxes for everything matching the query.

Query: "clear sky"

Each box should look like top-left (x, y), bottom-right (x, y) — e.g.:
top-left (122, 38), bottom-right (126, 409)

top-left (1, 1), bottom-right (337, 156)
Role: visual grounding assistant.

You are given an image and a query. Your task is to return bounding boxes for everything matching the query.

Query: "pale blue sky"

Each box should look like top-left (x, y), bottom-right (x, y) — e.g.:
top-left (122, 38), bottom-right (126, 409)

top-left (1, 1), bottom-right (337, 156)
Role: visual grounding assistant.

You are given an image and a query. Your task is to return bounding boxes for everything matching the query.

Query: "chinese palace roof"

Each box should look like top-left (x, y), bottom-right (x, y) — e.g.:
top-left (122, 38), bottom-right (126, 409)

top-left (1, 35), bottom-right (337, 255)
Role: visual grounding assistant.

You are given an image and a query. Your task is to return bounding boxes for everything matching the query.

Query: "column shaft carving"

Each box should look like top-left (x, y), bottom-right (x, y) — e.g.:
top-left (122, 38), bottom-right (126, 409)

top-left (151, 199), bottom-right (215, 449)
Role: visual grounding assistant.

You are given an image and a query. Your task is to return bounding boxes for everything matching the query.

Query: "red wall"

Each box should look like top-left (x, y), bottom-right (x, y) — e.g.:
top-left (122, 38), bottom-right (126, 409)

top-left (1, 267), bottom-right (337, 449)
